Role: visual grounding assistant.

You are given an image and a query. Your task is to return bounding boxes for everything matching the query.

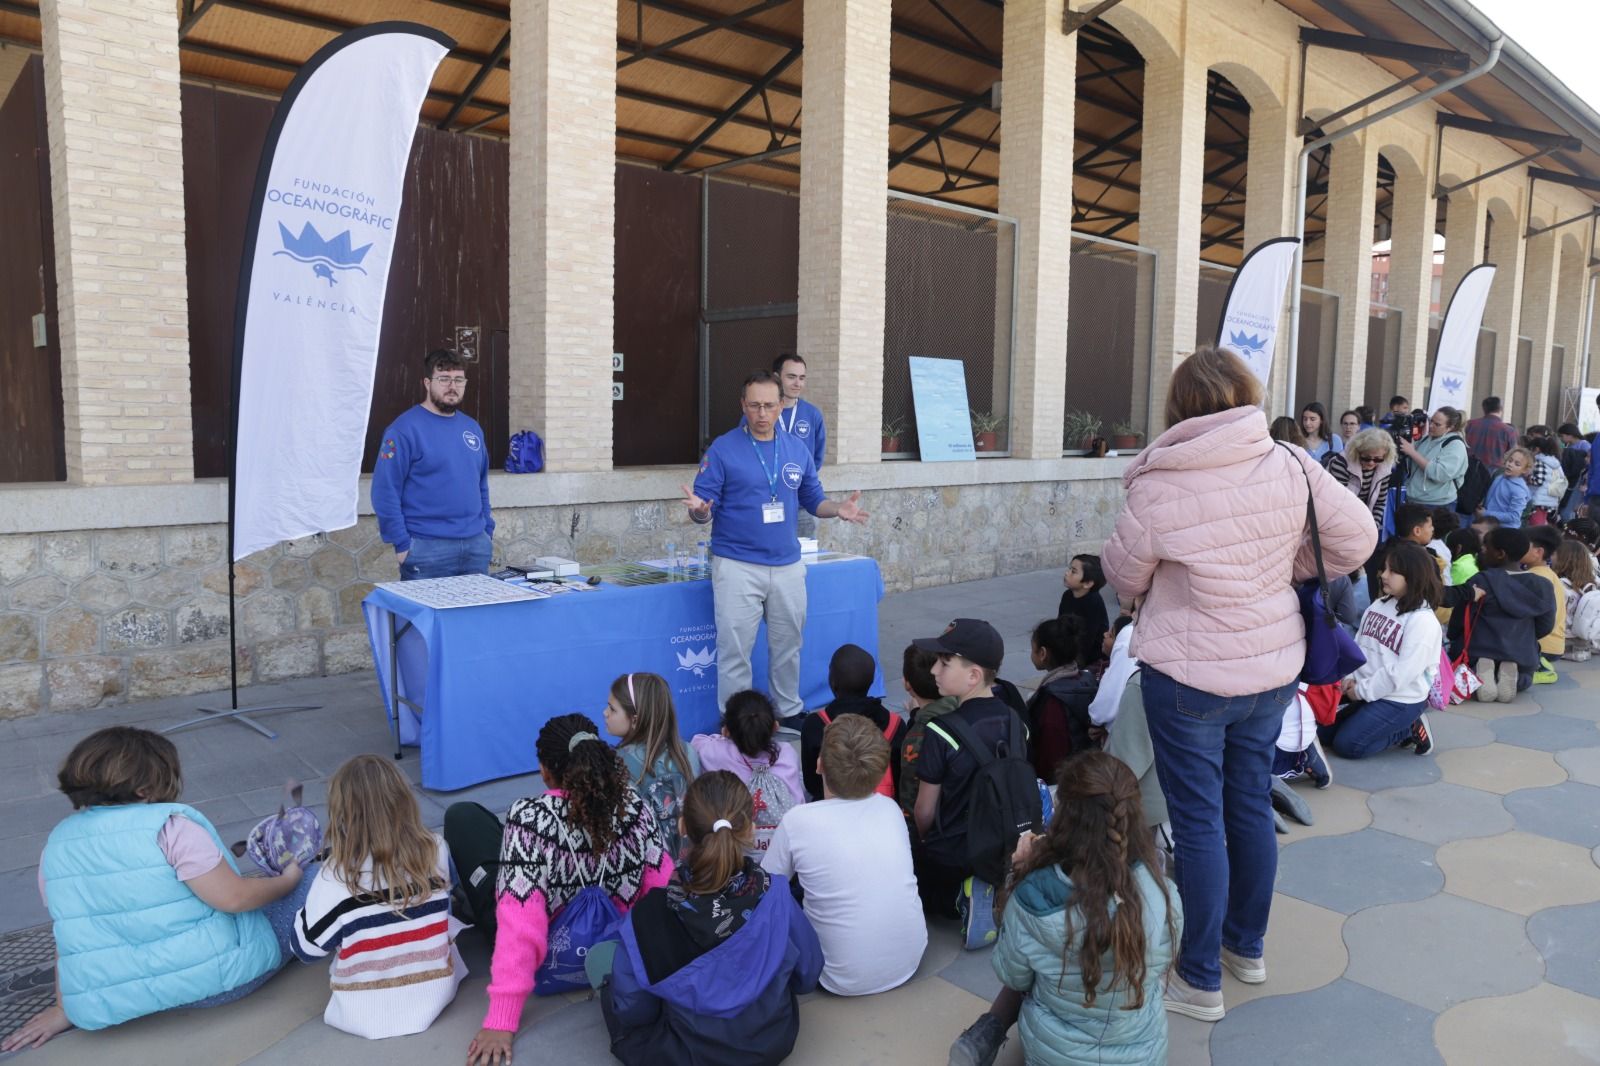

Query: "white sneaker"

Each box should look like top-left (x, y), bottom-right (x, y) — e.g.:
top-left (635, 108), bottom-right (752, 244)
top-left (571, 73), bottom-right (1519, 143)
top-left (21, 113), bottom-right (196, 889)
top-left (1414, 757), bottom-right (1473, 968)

top-left (1221, 947), bottom-right (1266, 984)
top-left (1164, 971), bottom-right (1225, 1022)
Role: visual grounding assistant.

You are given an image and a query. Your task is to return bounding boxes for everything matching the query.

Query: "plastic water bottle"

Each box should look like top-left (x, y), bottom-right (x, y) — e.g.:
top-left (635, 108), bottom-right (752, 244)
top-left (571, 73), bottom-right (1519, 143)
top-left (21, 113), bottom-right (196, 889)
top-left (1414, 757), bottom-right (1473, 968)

top-left (664, 541), bottom-right (677, 575)
top-left (696, 540), bottom-right (708, 571)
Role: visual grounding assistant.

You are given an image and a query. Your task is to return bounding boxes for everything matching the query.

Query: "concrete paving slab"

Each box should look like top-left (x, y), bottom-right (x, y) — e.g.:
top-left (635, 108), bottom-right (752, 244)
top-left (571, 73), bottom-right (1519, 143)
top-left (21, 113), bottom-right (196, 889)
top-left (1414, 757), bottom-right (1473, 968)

top-left (1222, 894), bottom-right (1347, 1009)
top-left (1446, 696), bottom-right (1539, 721)
top-left (1274, 829), bottom-right (1444, 914)
top-left (786, 967), bottom-right (1017, 1066)
top-left (1434, 983), bottom-right (1600, 1066)
top-left (0, 868), bottom-right (47, 935)
top-left (1210, 979), bottom-right (1443, 1065)
top-left (1323, 748), bottom-right (1441, 792)
top-left (935, 940), bottom-right (1001, 1001)
top-left (1425, 711), bottom-right (1496, 750)
top-left (1365, 781), bottom-right (1514, 845)
top-left (1436, 743), bottom-right (1569, 794)
top-left (1487, 711), bottom-right (1600, 752)
top-left (1166, 1014), bottom-right (1214, 1066)
top-left (1504, 781), bottom-right (1600, 848)
top-left (1272, 783), bottom-right (1373, 843)
top-left (1528, 901), bottom-right (1600, 1000)
top-left (1437, 831), bottom-right (1600, 915)
top-left (1530, 688), bottom-right (1600, 723)
top-left (1555, 746), bottom-right (1600, 786)
top-left (1341, 893), bottom-right (1543, 1011)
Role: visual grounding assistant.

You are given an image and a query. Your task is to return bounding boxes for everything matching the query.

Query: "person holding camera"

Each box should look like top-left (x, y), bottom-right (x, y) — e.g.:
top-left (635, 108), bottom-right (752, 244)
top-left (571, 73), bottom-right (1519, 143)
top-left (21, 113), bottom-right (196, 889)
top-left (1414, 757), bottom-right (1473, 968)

top-left (1399, 407), bottom-right (1469, 511)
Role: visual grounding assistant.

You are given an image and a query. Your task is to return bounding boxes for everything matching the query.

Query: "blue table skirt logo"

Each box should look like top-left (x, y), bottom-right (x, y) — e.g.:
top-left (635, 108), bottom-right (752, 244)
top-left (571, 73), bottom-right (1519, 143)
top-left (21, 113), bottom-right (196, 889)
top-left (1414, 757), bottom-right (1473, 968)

top-left (677, 646), bottom-right (716, 677)
top-left (782, 462), bottom-right (803, 489)
top-left (275, 221), bottom-right (372, 287)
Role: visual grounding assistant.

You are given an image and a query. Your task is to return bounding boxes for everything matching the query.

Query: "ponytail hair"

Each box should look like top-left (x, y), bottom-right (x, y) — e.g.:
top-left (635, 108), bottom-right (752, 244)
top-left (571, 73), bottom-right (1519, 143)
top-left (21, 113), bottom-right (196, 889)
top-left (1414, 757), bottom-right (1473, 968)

top-left (1001, 752), bottom-right (1174, 1010)
top-left (679, 771), bottom-right (754, 895)
top-left (722, 689), bottom-right (780, 762)
top-left (535, 713), bottom-right (631, 850)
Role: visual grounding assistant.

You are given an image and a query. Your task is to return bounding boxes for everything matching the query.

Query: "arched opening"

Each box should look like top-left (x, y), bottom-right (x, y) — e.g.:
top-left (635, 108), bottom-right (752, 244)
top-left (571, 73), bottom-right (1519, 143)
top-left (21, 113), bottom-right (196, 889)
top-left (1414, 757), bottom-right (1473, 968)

top-left (1194, 70), bottom-right (1251, 364)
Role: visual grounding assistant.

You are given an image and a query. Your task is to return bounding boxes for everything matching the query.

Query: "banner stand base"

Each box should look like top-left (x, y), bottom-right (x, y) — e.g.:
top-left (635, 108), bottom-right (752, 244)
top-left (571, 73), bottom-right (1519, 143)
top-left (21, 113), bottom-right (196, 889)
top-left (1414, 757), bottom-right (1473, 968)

top-left (161, 702), bottom-right (321, 740)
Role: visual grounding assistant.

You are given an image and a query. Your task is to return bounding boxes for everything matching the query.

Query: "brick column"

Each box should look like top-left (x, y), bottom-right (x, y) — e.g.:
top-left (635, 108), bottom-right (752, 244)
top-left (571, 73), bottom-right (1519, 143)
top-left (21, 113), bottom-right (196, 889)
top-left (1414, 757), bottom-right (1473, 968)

top-left (1319, 129), bottom-right (1378, 412)
top-left (1385, 163), bottom-right (1437, 407)
top-left (1000, 0), bottom-right (1074, 457)
top-left (797, 0), bottom-right (891, 465)
top-left (1439, 187), bottom-right (1487, 319)
top-left (1139, 53), bottom-right (1206, 433)
top-left (1243, 101), bottom-right (1297, 417)
top-left (1554, 238), bottom-right (1588, 394)
top-left (40, 0), bottom-right (191, 485)
top-left (1518, 228), bottom-right (1561, 426)
top-left (1482, 204), bottom-right (1527, 411)
top-left (508, 0), bottom-right (615, 471)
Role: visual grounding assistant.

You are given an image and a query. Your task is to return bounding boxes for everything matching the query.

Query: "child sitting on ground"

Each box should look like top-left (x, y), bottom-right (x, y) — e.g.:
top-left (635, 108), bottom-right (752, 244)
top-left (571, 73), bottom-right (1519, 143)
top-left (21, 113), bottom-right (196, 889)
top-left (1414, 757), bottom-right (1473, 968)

top-left (947, 753), bottom-right (1180, 1066)
top-left (292, 755), bottom-right (464, 1039)
top-left (445, 714), bottom-right (673, 1066)
top-left (896, 643), bottom-right (959, 825)
top-left (4, 728), bottom-right (307, 1053)
top-left (764, 715), bottom-right (927, 996)
top-left (1321, 542), bottom-right (1444, 759)
top-left (1274, 683), bottom-right (1334, 788)
top-left (1368, 502), bottom-right (1443, 599)
top-left (1088, 611), bottom-right (1140, 729)
top-left (1470, 513), bottom-right (1501, 541)
top-left (1104, 671), bottom-right (1174, 860)
top-left (1430, 508), bottom-right (1460, 586)
top-left (1479, 447), bottom-right (1534, 528)
top-left (692, 690), bottom-right (805, 854)
top-left (1447, 528), bottom-right (1482, 587)
top-left (800, 643), bottom-right (905, 802)
top-left (1025, 615), bottom-right (1100, 782)
top-left (1446, 528), bottom-right (1556, 703)
top-left (1553, 538), bottom-right (1598, 662)
top-left (1524, 525), bottom-right (1567, 682)
top-left (1058, 553), bottom-right (1110, 652)
top-left (603, 671), bottom-right (700, 859)
top-left (601, 771), bottom-right (822, 1066)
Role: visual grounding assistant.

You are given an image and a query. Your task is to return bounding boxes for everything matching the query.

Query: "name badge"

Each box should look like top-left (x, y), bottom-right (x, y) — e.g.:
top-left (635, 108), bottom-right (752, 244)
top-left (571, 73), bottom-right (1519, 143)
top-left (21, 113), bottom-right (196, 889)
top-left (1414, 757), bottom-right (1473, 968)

top-left (762, 500), bottom-right (785, 524)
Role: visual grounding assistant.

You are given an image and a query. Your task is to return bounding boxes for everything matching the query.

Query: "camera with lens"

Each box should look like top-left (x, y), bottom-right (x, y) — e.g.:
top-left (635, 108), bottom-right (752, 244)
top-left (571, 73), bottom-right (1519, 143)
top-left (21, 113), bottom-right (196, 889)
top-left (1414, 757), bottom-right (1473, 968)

top-left (1381, 409), bottom-right (1428, 449)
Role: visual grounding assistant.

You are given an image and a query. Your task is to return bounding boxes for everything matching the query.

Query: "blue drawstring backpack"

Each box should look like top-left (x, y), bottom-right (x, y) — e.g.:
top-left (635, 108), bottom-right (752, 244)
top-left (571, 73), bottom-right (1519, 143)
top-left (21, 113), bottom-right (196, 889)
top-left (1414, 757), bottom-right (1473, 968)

top-left (533, 831), bottom-right (620, 996)
top-left (506, 430), bottom-right (544, 473)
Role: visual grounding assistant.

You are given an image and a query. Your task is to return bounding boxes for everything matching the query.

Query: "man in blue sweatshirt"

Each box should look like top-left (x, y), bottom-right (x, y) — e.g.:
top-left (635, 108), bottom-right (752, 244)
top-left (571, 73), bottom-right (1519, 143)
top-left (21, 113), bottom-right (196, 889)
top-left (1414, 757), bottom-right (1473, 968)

top-left (684, 371), bottom-right (867, 723)
top-left (775, 354), bottom-right (825, 539)
top-left (371, 350), bottom-right (494, 580)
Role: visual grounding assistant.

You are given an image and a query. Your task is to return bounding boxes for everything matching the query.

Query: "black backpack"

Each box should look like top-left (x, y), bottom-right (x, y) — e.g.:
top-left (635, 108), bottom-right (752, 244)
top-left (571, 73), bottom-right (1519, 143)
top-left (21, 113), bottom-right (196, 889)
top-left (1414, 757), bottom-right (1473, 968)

top-left (1454, 442), bottom-right (1492, 515)
top-left (927, 709), bottom-right (1043, 887)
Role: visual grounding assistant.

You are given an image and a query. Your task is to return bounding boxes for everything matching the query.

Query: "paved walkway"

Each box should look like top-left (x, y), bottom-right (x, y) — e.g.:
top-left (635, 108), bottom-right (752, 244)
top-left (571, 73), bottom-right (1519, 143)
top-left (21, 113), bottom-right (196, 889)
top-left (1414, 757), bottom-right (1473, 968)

top-left (3, 567), bottom-right (1600, 1064)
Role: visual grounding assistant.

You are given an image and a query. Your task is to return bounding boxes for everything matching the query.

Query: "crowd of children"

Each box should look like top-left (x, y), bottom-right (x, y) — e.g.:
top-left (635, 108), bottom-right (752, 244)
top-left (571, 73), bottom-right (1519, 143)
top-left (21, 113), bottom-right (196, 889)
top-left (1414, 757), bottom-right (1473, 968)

top-left (17, 506), bottom-right (1600, 1066)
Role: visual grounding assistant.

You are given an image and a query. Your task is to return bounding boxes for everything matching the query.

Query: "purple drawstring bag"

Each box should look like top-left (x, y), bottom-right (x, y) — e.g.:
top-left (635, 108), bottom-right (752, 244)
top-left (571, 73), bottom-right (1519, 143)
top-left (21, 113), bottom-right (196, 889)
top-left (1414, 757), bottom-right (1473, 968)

top-left (239, 780), bottom-right (322, 875)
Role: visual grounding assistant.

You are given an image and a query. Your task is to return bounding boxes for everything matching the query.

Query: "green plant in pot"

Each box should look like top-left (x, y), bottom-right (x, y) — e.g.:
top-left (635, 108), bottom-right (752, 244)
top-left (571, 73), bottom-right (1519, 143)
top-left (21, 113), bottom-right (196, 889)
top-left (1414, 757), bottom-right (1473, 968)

top-left (1063, 410), bottom-right (1103, 453)
top-left (1111, 420), bottom-right (1142, 451)
top-left (882, 416), bottom-right (908, 454)
top-left (970, 409), bottom-right (1007, 452)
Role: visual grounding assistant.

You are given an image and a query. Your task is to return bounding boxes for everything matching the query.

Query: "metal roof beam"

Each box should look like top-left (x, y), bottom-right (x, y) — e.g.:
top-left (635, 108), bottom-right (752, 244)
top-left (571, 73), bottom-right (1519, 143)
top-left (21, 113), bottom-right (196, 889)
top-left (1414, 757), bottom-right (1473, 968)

top-left (619, 0), bottom-right (793, 70)
top-left (1298, 27), bottom-right (1471, 71)
top-left (439, 28), bottom-right (510, 130)
top-left (664, 46), bottom-right (801, 170)
top-left (1436, 112), bottom-right (1582, 151)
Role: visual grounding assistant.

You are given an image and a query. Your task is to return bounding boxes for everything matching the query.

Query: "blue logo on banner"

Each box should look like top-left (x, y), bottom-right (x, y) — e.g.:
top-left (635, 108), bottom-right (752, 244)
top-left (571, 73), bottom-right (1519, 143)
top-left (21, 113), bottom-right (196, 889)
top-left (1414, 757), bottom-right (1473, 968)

top-left (1443, 376), bottom-right (1463, 393)
top-left (1227, 330), bottom-right (1267, 360)
top-left (275, 221), bottom-right (372, 287)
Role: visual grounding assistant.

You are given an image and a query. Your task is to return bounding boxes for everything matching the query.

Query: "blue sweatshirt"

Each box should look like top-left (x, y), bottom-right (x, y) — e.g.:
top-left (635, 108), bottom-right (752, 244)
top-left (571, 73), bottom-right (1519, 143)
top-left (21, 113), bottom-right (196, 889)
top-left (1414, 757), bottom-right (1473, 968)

top-left (1482, 473), bottom-right (1529, 527)
top-left (370, 406), bottom-right (494, 553)
top-left (693, 426), bottom-right (825, 566)
top-left (740, 398), bottom-right (827, 468)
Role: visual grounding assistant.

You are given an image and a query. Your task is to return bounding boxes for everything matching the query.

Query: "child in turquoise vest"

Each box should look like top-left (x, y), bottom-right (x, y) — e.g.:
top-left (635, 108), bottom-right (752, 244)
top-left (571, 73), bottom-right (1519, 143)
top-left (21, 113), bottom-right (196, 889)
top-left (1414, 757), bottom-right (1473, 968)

top-left (2, 727), bottom-right (310, 1053)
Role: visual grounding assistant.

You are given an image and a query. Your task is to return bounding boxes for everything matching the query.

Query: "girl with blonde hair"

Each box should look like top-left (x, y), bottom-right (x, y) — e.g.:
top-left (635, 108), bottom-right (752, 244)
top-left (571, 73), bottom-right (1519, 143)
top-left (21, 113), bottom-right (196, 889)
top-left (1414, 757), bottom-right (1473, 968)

top-left (291, 754), bottom-right (465, 1039)
top-left (603, 671), bottom-right (700, 858)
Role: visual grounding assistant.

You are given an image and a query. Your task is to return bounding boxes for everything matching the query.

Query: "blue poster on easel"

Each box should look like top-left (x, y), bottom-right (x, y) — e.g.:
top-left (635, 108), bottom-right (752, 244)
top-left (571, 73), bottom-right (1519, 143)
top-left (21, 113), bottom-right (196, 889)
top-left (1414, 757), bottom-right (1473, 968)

top-left (908, 356), bottom-right (976, 462)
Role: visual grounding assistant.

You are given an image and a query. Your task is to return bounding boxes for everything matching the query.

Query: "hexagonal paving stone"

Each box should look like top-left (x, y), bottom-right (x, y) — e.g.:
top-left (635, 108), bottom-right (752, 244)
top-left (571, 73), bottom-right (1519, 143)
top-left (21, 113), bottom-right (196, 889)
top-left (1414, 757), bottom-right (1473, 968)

top-left (1434, 983), bottom-right (1600, 1066)
top-left (1323, 747), bottom-right (1442, 792)
top-left (1366, 781), bottom-right (1514, 845)
top-left (1503, 781), bottom-right (1600, 849)
top-left (1555, 747), bottom-right (1600, 786)
top-left (1533, 688), bottom-right (1600, 722)
top-left (1436, 743), bottom-right (1568, 794)
top-left (1222, 893), bottom-right (1348, 1009)
top-left (1342, 892), bottom-right (1543, 1011)
top-left (1274, 782), bottom-right (1373, 844)
top-left (1528, 901), bottom-right (1600, 999)
top-left (1437, 831), bottom-right (1600, 915)
top-left (1210, 979), bottom-right (1443, 1066)
top-left (1425, 711), bottom-right (1495, 749)
top-left (1275, 828), bottom-right (1444, 915)
top-left (1487, 712), bottom-right (1600, 752)
top-left (1447, 696), bottom-right (1539, 721)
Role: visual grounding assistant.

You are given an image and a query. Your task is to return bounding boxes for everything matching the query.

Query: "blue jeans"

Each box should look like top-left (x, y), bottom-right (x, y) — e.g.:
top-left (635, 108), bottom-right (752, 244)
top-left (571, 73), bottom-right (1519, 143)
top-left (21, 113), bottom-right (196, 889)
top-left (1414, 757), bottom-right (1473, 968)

top-left (1317, 698), bottom-right (1425, 759)
top-left (399, 532), bottom-right (492, 580)
top-left (1142, 666), bottom-right (1297, 992)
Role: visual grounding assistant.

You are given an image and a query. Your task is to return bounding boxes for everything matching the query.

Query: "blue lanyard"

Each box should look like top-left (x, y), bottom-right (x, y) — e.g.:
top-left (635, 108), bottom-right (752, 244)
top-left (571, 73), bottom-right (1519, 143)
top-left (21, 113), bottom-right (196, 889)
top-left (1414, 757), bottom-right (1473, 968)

top-left (746, 427), bottom-right (780, 500)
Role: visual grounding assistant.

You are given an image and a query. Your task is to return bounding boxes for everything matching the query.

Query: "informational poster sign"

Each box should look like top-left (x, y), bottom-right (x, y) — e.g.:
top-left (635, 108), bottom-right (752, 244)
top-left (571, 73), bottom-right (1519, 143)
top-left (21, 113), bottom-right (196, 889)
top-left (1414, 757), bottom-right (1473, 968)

top-left (908, 356), bottom-right (977, 462)
top-left (1580, 387), bottom-right (1600, 435)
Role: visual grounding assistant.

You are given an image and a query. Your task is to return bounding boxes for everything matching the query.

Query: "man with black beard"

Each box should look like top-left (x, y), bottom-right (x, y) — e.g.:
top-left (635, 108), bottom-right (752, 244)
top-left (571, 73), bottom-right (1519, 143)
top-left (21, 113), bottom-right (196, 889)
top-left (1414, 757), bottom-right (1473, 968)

top-left (371, 349), bottom-right (495, 580)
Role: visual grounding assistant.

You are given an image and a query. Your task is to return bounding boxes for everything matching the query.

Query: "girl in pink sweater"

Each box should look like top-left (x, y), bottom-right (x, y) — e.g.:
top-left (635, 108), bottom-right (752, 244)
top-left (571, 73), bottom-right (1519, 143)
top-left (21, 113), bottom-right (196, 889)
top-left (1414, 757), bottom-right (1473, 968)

top-left (458, 714), bottom-right (673, 1066)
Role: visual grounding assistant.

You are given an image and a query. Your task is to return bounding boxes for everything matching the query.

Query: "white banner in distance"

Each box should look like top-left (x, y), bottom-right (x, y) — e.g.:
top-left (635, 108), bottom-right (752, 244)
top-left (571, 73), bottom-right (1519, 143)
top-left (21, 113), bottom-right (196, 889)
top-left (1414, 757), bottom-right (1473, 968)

top-left (1427, 263), bottom-right (1497, 414)
top-left (1216, 237), bottom-right (1301, 385)
top-left (232, 25), bottom-right (453, 561)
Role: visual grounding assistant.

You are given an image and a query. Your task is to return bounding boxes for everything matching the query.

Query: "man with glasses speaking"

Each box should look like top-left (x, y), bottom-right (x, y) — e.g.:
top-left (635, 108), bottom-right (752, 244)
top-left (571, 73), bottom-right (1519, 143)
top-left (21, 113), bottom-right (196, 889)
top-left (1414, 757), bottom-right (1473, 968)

top-left (682, 370), bottom-right (869, 727)
top-left (372, 349), bottom-right (495, 580)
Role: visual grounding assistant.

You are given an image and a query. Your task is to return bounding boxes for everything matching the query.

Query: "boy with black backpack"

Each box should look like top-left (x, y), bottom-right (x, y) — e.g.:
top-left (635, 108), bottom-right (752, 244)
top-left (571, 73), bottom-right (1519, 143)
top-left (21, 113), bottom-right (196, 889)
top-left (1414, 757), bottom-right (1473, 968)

top-left (911, 618), bottom-right (1043, 949)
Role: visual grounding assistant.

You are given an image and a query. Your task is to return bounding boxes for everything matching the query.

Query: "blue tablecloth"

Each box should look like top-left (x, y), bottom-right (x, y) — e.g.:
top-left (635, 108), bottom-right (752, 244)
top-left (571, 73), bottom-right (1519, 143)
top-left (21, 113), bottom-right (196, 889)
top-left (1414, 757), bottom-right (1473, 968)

top-left (363, 556), bottom-right (885, 790)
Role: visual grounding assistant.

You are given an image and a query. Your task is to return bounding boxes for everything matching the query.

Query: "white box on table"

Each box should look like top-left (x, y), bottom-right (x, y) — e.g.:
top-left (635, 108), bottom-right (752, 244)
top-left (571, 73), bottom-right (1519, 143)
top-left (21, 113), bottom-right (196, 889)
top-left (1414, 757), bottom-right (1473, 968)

top-left (533, 556), bottom-right (580, 577)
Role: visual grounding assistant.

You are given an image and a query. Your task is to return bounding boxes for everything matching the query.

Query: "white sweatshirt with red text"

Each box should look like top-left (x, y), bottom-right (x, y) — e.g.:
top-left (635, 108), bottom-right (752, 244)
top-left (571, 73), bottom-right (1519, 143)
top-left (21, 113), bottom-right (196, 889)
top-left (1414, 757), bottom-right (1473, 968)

top-left (1349, 596), bottom-right (1442, 706)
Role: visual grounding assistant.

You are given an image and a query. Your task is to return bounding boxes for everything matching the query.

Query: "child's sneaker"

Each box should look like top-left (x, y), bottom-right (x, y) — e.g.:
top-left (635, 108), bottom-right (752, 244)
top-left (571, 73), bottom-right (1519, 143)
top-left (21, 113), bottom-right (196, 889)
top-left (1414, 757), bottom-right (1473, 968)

top-left (1476, 659), bottom-right (1498, 703)
top-left (958, 877), bottom-right (998, 950)
top-left (948, 1012), bottom-right (1008, 1066)
top-left (1269, 775), bottom-right (1314, 826)
top-left (1533, 657), bottom-right (1558, 684)
top-left (1497, 662), bottom-right (1520, 703)
top-left (1569, 647), bottom-right (1593, 662)
top-left (1409, 713), bottom-right (1433, 756)
top-left (1304, 736), bottom-right (1333, 789)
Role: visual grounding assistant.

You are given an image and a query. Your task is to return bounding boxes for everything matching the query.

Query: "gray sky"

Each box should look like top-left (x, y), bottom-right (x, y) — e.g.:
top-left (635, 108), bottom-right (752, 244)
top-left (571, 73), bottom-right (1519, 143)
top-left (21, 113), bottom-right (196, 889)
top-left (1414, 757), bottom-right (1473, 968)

top-left (1466, 0), bottom-right (1600, 116)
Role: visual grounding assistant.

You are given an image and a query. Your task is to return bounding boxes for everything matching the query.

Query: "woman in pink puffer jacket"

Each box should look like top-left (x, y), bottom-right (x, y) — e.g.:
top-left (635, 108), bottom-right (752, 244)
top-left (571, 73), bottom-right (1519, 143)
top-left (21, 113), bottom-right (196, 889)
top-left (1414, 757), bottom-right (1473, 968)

top-left (1102, 347), bottom-right (1375, 1023)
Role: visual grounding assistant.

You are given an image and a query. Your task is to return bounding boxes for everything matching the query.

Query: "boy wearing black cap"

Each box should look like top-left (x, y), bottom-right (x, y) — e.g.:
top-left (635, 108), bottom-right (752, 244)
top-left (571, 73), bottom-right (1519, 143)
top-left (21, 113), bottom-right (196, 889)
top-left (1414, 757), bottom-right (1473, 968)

top-left (910, 618), bottom-right (1028, 930)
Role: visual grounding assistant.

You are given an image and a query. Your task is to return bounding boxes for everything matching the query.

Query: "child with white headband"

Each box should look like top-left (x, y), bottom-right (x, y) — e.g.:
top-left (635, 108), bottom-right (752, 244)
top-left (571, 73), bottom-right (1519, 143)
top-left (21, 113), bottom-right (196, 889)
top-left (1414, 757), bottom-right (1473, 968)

top-left (600, 770), bottom-right (822, 1065)
top-left (603, 672), bottom-right (700, 860)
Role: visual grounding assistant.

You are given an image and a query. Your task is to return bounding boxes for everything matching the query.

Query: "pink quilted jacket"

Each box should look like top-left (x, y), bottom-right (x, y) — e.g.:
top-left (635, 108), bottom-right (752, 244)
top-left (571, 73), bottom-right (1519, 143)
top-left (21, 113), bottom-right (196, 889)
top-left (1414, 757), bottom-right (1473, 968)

top-left (1102, 406), bottom-right (1377, 696)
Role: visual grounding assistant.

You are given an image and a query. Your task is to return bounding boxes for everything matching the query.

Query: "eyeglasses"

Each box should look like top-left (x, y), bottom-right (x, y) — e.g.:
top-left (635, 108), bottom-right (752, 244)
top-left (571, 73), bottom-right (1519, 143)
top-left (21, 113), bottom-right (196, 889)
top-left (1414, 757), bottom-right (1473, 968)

top-left (745, 401), bottom-right (780, 413)
top-left (432, 375), bottom-right (467, 387)
top-left (1358, 455), bottom-right (1383, 464)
